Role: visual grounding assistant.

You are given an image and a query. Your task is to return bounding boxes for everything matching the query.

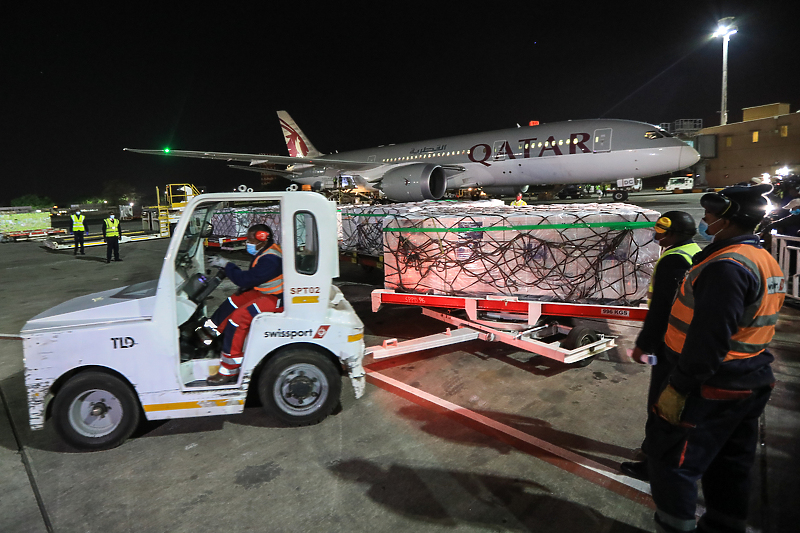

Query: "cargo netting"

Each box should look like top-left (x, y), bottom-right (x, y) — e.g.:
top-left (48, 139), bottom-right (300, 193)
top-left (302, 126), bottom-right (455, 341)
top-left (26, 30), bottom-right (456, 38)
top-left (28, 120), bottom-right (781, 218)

top-left (340, 200), bottom-right (660, 304)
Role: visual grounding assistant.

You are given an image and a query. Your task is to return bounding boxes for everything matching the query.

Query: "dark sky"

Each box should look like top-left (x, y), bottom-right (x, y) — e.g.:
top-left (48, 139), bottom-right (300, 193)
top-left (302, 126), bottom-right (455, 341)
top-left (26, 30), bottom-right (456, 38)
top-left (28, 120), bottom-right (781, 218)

top-left (3, 2), bottom-right (798, 206)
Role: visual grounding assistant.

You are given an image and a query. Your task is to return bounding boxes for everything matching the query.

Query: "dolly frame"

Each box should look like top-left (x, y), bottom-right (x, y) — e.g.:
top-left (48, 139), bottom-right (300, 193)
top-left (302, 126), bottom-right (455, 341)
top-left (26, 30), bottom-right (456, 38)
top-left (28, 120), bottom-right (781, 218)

top-left (368, 289), bottom-right (648, 364)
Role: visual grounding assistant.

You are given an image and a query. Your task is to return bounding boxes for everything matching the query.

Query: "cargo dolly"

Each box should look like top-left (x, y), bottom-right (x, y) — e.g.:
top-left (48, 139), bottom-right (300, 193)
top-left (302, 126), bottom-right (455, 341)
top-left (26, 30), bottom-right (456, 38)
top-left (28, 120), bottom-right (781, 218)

top-left (367, 289), bottom-right (648, 365)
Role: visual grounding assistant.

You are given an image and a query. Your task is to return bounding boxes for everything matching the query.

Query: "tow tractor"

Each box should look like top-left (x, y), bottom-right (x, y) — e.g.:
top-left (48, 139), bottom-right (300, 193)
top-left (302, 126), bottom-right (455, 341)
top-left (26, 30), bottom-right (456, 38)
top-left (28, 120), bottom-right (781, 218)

top-left (22, 191), bottom-right (648, 451)
top-left (22, 192), bottom-right (366, 450)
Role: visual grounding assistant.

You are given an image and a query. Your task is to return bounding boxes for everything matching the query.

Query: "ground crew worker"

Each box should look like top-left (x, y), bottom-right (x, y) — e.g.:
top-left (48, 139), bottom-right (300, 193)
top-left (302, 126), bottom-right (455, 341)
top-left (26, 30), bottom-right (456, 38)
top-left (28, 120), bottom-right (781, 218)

top-left (70, 210), bottom-right (86, 255)
top-left (102, 211), bottom-right (122, 263)
top-left (510, 192), bottom-right (527, 206)
top-left (620, 211), bottom-right (701, 481)
top-left (206, 224), bottom-right (283, 385)
top-left (647, 184), bottom-right (785, 533)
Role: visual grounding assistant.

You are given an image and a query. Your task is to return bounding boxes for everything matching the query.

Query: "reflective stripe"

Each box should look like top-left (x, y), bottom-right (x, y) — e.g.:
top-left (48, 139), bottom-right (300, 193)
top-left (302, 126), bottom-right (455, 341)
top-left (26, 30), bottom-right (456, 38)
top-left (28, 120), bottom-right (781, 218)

top-left (252, 303), bottom-right (261, 314)
top-left (104, 218), bottom-right (120, 237)
top-left (647, 243), bottom-right (701, 305)
top-left (655, 509), bottom-right (697, 532)
top-left (252, 244), bottom-right (283, 295)
top-left (227, 296), bottom-right (238, 309)
top-left (665, 244), bottom-right (786, 360)
top-left (71, 214), bottom-right (85, 231)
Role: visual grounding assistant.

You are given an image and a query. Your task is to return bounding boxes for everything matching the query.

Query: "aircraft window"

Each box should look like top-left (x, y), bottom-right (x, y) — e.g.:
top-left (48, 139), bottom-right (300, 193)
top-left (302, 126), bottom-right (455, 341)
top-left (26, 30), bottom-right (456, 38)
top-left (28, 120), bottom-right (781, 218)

top-left (538, 142), bottom-right (543, 147)
top-left (545, 141), bottom-right (550, 148)
top-left (558, 139), bottom-right (563, 146)
top-left (573, 138), bottom-right (578, 144)
top-left (644, 130), bottom-right (664, 139)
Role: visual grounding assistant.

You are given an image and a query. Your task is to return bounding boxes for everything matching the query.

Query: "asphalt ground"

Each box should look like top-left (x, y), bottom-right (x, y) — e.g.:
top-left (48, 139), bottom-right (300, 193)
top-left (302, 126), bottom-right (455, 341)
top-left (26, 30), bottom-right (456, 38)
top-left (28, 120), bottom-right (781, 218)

top-left (1, 192), bottom-right (798, 533)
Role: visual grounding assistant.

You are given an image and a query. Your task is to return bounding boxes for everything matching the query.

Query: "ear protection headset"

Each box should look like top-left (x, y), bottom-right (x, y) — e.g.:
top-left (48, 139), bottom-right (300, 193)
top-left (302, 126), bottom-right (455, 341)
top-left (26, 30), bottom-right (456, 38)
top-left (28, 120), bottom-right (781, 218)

top-left (254, 230), bottom-right (269, 242)
top-left (700, 192), bottom-right (737, 219)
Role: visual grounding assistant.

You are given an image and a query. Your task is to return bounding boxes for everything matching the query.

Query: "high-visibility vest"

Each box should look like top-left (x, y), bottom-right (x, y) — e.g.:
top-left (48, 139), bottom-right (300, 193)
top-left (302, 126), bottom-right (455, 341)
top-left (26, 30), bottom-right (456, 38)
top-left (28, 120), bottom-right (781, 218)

top-left (104, 218), bottom-right (120, 237)
top-left (252, 243), bottom-right (283, 295)
top-left (510, 199), bottom-right (527, 206)
top-left (647, 242), bottom-right (702, 305)
top-left (665, 243), bottom-right (786, 361)
top-left (71, 214), bottom-right (85, 231)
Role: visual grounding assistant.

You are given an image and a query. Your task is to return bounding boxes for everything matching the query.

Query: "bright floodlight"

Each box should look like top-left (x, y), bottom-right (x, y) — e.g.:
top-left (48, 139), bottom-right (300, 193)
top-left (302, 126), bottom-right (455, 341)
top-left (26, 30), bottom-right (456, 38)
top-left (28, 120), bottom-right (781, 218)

top-left (777, 166), bottom-right (790, 176)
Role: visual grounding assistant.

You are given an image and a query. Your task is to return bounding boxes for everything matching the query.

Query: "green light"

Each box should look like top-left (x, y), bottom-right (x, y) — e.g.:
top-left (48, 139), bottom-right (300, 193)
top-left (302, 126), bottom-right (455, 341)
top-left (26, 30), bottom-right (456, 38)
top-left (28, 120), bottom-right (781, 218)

top-left (164, 148), bottom-right (171, 153)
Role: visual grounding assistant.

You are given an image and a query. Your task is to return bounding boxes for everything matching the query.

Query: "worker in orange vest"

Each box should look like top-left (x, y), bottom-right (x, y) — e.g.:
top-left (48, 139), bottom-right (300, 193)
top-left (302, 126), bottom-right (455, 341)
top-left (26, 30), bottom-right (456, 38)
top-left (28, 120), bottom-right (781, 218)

top-left (647, 184), bottom-right (785, 533)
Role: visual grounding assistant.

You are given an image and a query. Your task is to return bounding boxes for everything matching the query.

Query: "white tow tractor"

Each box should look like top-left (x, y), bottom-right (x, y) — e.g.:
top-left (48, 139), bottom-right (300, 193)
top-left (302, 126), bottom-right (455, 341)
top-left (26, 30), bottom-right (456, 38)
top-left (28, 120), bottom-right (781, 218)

top-left (22, 192), bottom-right (366, 450)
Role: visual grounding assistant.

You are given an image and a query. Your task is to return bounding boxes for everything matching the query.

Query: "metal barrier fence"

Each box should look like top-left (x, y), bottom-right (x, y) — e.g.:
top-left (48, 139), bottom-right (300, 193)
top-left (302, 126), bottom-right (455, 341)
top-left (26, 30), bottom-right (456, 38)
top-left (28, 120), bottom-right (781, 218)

top-left (771, 233), bottom-right (800, 301)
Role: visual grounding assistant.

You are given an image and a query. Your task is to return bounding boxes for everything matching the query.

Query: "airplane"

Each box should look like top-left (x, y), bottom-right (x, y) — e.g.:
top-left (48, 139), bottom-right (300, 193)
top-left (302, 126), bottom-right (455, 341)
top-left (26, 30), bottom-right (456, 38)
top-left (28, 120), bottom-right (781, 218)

top-left (125, 110), bottom-right (701, 203)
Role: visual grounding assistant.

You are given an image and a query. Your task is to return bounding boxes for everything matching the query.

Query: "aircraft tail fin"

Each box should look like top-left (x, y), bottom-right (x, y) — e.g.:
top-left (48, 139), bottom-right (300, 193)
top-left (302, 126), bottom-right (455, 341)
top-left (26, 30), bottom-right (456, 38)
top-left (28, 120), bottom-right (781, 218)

top-left (277, 110), bottom-right (323, 158)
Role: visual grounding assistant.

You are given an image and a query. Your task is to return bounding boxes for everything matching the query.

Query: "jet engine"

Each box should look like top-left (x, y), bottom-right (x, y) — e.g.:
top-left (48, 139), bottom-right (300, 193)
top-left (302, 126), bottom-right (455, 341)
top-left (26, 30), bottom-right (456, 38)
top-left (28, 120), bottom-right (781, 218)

top-left (378, 163), bottom-right (447, 202)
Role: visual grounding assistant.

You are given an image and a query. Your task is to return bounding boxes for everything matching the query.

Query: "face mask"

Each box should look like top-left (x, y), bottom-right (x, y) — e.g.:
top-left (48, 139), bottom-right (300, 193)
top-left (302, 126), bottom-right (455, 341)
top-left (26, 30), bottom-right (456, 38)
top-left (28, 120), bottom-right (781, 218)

top-left (698, 218), bottom-right (723, 242)
top-left (246, 242), bottom-right (258, 256)
top-left (109, 215), bottom-right (115, 219)
top-left (791, 208), bottom-right (800, 216)
top-left (76, 211), bottom-right (81, 215)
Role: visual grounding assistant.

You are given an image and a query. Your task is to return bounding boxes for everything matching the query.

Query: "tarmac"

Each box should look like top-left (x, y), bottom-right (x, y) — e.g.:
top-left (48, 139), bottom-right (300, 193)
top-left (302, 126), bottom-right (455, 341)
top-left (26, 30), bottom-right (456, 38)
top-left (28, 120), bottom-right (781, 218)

top-left (1, 197), bottom-right (799, 533)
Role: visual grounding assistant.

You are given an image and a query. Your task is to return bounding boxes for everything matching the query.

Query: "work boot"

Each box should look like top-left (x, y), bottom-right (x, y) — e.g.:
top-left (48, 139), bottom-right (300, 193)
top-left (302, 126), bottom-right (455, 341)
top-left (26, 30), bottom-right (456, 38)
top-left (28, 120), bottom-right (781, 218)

top-left (207, 372), bottom-right (237, 385)
top-left (115, 258), bottom-right (123, 262)
top-left (620, 460), bottom-right (650, 481)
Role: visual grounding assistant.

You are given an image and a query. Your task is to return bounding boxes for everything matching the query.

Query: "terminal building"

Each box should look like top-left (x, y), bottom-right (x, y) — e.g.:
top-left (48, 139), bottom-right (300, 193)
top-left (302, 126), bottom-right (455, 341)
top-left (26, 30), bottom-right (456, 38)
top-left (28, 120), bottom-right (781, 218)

top-left (694, 103), bottom-right (800, 186)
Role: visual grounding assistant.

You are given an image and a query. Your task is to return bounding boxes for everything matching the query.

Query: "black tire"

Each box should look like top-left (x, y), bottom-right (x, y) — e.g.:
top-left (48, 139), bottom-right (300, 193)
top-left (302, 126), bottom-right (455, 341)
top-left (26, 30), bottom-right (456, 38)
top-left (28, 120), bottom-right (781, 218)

top-left (52, 371), bottom-right (141, 451)
top-left (563, 326), bottom-right (600, 367)
top-left (612, 191), bottom-right (628, 201)
top-left (259, 348), bottom-right (341, 426)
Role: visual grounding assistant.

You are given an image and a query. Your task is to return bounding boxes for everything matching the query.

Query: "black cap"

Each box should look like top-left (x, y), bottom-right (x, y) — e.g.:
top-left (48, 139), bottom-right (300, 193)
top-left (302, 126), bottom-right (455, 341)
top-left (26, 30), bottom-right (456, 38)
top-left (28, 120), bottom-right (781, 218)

top-left (655, 211), bottom-right (696, 237)
top-left (700, 183), bottom-right (772, 227)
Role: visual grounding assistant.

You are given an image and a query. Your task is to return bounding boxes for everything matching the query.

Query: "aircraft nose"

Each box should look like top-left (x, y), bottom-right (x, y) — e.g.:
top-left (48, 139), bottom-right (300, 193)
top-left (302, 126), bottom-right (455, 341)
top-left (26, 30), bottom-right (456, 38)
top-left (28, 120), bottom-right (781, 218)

top-left (679, 145), bottom-right (701, 169)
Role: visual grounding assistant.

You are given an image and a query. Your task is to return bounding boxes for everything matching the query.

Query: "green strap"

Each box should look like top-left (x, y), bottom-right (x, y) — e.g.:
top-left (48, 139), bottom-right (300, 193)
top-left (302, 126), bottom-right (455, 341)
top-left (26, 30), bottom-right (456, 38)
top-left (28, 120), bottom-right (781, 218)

top-left (383, 221), bottom-right (655, 233)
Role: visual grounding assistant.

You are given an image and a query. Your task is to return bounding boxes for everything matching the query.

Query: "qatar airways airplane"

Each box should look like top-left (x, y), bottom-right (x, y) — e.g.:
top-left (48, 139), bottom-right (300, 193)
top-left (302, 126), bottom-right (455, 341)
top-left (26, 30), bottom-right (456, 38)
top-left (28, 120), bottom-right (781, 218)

top-left (125, 110), bottom-right (700, 203)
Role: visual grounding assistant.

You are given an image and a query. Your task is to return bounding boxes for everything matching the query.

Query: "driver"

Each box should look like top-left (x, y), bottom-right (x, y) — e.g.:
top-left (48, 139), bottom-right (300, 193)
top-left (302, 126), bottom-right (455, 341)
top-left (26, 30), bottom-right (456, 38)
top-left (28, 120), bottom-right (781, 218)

top-left (206, 224), bottom-right (283, 385)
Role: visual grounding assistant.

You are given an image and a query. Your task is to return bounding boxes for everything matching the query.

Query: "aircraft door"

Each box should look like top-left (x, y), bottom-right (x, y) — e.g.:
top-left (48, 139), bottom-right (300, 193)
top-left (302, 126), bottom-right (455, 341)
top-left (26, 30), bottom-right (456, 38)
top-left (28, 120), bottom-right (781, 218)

top-left (493, 140), bottom-right (508, 161)
top-left (593, 129), bottom-right (612, 153)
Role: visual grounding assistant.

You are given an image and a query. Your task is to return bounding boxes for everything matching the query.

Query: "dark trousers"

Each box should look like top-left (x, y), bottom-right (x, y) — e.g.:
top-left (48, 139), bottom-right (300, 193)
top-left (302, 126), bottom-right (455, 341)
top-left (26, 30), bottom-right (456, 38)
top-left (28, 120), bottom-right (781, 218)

top-left (73, 231), bottom-right (85, 254)
top-left (641, 347), bottom-right (674, 456)
top-left (106, 237), bottom-right (120, 261)
top-left (647, 385), bottom-right (772, 532)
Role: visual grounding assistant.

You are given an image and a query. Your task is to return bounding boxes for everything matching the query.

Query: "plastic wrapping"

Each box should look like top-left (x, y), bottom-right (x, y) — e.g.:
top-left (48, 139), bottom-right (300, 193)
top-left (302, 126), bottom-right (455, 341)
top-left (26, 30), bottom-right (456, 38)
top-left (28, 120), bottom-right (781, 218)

top-left (341, 201), bottom-right (660, 304)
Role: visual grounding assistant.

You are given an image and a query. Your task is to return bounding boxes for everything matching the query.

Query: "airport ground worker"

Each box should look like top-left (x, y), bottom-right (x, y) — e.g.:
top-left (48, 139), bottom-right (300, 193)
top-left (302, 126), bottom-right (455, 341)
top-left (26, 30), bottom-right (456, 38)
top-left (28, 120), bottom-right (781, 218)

top-left (647, 184), bottom-right (785, 533)
top-left (510, 192), bottom-right (527, 206)
top-left (101, 211), bottom-right (122, 263)
top-left (206, 224), bottom-right (283, 385)
top-left (70, 210), bottom-right (86, 255)
top-left (620, 211), bottom-right (701, 481)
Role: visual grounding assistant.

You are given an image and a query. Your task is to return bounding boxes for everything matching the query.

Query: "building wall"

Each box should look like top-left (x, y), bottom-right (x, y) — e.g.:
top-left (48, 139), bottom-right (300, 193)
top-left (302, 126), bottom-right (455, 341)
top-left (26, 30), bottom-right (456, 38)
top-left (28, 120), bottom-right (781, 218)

top-left (697, 111), bottom-right (800, 186)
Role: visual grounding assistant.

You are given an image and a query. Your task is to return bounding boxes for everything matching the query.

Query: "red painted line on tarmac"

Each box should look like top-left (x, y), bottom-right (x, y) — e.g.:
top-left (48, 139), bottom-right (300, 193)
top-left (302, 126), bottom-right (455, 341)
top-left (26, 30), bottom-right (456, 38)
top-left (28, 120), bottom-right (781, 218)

top-left (365, 368), bottom-right (655, 509)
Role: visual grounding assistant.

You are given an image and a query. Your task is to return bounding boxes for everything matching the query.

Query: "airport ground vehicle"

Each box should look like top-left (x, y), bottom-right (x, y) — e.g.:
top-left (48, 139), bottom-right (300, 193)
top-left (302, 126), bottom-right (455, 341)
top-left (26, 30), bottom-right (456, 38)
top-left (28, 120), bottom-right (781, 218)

top-left (664, 176), bottom-right (694, 191)
top-left (22, 192), bottom-right (366, 451)
top-left (557, 184), bottom-right (585, 199)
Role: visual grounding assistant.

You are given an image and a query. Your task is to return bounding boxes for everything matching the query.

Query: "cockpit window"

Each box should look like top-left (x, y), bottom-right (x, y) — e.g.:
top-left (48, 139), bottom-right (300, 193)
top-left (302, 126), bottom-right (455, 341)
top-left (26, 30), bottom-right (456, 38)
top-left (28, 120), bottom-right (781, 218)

top-left (644, 128), bottom-right (674, 139)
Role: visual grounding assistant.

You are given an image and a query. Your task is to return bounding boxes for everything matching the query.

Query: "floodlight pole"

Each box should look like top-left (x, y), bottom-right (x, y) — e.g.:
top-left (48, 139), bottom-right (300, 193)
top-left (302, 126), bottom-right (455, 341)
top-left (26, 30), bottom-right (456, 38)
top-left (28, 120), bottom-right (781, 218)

top-left (715, 17), bottom-right (737, 126)
top-left (721, 33), bottom-right (730, 126)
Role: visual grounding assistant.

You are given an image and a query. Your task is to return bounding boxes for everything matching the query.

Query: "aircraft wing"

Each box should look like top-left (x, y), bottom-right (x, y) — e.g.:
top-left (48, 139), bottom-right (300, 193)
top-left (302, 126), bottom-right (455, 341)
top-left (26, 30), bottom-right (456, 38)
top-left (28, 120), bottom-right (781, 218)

top-left (123, 148), bottom-right (383, 172)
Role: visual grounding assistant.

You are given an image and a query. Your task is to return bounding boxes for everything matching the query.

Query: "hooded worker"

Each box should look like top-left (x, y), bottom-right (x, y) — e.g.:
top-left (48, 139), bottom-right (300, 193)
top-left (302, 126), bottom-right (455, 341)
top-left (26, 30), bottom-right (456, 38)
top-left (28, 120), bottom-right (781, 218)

top-left (620, 211), bottom-right (701, 482)
top-left (647, 184), bottom-right (786, 533)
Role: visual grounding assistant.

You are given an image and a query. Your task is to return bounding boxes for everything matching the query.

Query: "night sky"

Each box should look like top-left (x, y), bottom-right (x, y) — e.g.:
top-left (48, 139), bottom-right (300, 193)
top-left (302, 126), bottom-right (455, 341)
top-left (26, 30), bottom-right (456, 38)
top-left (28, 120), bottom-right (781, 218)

top-left (4, 2), bottom-right (798, 206)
